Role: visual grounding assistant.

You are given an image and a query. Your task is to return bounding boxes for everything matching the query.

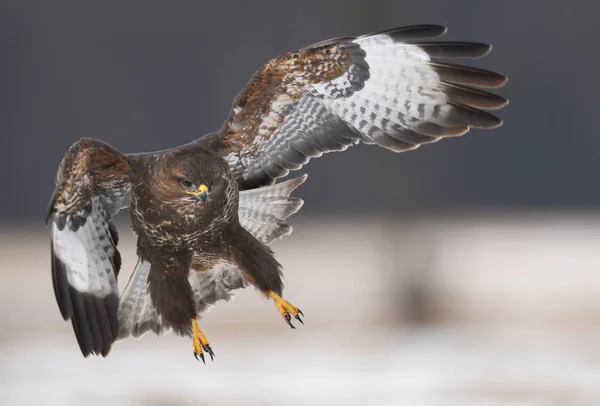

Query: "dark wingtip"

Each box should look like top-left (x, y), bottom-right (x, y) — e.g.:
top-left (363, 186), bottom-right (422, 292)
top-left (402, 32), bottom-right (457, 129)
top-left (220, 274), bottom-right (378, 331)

top-left (442, 83), bottom-right (509, 111)
top-left (68, 289), bottom-right (119, 358)
top-left (69, 288), bottom-right (93, 357)
top-left (431, 62), bottom-right (509, 90)
top-left (358, 24), bottom-right (448, 42)
top-left (448, 101), bottom-right (504, 129)
top-left (419, 42), bottom-right (493, 59)
top-left (386, 24), bottom-right (448, 42)
top-left (104, 293), bottom-right (120, 342)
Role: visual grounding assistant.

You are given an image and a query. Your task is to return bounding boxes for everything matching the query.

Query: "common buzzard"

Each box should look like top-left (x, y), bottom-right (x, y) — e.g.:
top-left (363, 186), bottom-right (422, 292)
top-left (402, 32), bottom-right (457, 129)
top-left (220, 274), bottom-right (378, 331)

top-left (46, 25), bottom-right (508, 361)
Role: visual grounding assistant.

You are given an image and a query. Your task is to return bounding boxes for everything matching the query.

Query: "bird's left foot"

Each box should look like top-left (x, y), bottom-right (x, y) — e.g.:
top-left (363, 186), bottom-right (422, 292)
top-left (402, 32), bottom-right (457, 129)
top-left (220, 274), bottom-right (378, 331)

top-left (268, 291), bottom-right (304, 329)
top-left (191, 319), bottom-right (215, 364)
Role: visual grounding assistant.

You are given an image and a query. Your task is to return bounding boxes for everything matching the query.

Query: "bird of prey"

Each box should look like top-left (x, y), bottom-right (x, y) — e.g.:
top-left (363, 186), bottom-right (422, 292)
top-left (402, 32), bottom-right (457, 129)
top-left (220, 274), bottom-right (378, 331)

top-left (46, 25), bottom-right (508, 361)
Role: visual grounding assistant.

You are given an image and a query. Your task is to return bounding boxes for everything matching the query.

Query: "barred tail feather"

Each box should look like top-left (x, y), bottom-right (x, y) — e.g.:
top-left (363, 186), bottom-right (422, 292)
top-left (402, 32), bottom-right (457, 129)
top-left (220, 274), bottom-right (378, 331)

top-left (117, 258), bottom-right (166, 340)
top-left (238, 175), bottom-right (307, 244)
top-left (189, 263), bottom-right (248, 318)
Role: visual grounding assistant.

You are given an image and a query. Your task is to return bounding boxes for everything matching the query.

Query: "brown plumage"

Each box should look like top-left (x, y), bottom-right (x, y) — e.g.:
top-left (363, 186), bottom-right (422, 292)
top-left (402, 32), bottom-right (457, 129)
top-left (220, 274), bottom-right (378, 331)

top-left (46, 24), bottom-right (509, 359)
top-left (221, 45), bottom-right (351, 155)
top-left (48, 140), bottom-right (287, 358)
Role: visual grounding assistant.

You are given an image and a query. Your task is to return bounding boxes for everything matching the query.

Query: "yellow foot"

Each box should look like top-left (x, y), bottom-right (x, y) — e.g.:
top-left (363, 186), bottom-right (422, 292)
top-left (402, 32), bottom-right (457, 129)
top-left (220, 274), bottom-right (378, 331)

top-left (268, 291), bottom-right (304, 329)
top-left (191, 319), bottom-right (215, 364)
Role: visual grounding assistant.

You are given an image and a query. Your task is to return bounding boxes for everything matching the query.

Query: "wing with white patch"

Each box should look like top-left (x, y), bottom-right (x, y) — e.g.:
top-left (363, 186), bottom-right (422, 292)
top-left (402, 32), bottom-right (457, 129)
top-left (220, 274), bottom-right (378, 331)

top-left (204, 24), bottom-right (508, 190)
top-left (47, 138), bottom-right (131, 357)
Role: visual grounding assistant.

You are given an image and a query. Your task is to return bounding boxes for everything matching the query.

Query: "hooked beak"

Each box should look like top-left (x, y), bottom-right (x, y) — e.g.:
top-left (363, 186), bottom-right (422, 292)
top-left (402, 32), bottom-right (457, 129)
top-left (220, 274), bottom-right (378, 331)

top-left (198, 189), bottom-right (208, 204)
top-left (186, 184), bottom-right (209, 204)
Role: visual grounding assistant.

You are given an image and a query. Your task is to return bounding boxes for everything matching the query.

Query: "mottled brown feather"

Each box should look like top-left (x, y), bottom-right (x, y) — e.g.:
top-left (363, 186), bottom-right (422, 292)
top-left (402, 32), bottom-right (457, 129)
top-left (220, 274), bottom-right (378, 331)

top-left (221, 45), bottom-right (351, 155)
top-left (49, 138), bottom-right (131, 218)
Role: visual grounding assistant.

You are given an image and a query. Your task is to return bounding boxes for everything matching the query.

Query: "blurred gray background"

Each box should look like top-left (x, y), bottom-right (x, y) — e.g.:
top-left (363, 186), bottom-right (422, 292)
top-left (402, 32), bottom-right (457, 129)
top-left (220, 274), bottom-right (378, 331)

top-left (0, 0), bottom-right (598, 220)
top-left (2, 1), bottom-right (600, 405)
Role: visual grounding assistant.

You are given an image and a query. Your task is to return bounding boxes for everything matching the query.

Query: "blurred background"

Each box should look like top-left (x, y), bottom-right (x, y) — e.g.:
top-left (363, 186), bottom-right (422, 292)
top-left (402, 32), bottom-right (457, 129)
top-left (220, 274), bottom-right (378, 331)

top-left (1, 0), bottom-right (600, 405)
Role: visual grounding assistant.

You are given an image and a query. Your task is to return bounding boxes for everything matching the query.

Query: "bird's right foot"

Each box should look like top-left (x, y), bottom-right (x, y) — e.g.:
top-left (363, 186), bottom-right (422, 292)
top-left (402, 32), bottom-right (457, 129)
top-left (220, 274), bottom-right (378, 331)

top-left (191, 319), bottom-right (215, 364)
top-left (268, 291), bottom-right (304, 329)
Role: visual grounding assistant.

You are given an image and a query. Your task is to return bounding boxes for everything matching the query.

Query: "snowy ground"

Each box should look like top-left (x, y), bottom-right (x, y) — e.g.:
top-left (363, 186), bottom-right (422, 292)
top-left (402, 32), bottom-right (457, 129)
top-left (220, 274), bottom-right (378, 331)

top-left (2, 327), bottom-right (600, 406)
top-left (2, 216), bottom-right (600, 405)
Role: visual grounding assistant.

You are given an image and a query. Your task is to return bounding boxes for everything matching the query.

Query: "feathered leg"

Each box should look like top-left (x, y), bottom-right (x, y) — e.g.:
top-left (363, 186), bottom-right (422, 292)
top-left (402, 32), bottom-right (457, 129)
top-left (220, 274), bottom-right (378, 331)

top-left (147, 250), bottom-right (215, 362)
top-left (233, 226), bottom-right (305, 329)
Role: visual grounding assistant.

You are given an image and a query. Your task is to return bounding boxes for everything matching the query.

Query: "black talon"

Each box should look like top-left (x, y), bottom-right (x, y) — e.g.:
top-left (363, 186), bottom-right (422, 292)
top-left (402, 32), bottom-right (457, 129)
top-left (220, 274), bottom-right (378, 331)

top-left (297, 309), bottom-right (304, 317)
top-left (194, 352), bottom-right (206, 365)
top-left (295, 314), bottom-right (304, 325)
top-left (284, 313), bottom-right (295, 329)
top-left (195, 351), bottom-right (206, 364)
top-left (203, 344), bottom-right (215, 361)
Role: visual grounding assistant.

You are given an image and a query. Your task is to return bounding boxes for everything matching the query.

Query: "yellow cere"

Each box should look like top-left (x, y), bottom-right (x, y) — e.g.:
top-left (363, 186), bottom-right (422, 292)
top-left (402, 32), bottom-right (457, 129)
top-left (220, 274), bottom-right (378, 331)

top-left (185, 184), bottom-right (210, 196)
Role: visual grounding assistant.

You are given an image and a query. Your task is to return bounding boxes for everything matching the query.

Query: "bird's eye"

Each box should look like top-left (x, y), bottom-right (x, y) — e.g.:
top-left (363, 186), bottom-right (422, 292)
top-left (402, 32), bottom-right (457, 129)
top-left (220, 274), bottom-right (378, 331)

top-left (180, 178), bottom-right (193, 188)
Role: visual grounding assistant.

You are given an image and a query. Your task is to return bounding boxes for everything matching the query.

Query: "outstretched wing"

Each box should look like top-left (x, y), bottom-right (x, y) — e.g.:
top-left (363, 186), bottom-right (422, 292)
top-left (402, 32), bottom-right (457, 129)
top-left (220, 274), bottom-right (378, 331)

top-left (46, 138), bottom-right (132, 357)
top-left (204, 25), bottom-right (508, 190)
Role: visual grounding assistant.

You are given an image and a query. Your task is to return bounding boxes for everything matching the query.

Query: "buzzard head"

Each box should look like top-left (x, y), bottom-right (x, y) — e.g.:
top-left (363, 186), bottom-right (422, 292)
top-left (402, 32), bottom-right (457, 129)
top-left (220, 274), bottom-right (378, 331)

top-left (143, 146), bottom-right (238, 231)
